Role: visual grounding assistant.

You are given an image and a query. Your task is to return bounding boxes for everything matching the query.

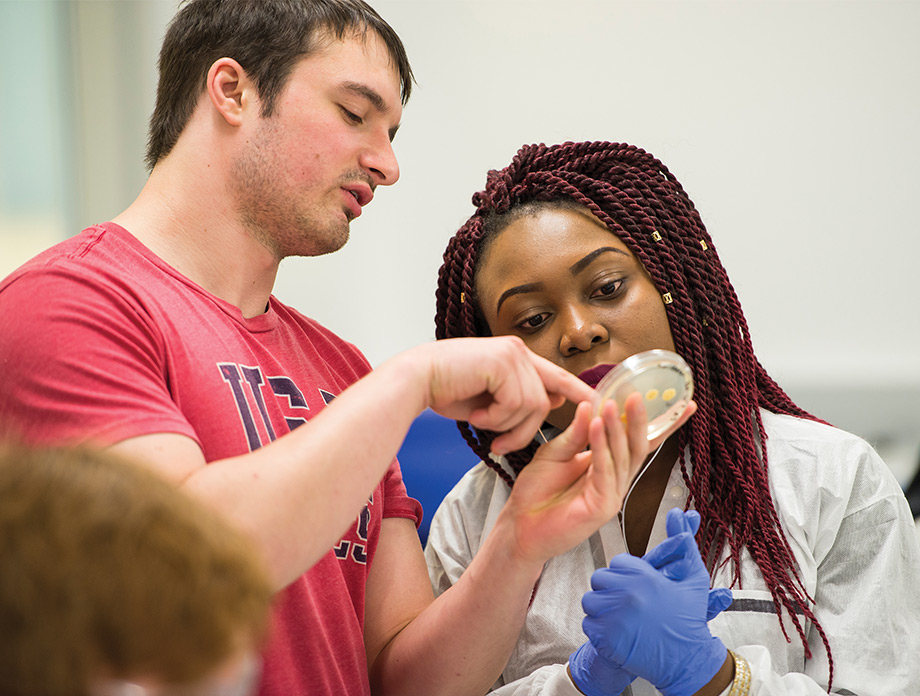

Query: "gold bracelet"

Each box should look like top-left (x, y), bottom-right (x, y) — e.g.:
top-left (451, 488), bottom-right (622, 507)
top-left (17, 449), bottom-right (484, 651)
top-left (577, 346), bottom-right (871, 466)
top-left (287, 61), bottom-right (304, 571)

top-left (728, 650), bottom-right (752, 696)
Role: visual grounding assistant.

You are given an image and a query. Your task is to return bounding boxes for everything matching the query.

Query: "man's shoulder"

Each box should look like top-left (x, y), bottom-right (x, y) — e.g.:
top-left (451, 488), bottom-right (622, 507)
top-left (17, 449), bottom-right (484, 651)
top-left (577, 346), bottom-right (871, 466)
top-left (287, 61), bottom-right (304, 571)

top-left (1, 223), bottom-right (151, 295)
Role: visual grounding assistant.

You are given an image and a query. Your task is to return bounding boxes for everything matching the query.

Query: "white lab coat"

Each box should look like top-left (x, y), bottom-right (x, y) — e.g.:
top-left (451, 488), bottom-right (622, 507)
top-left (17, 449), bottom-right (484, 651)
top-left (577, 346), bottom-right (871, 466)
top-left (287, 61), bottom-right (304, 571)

top-left (425, 410), bottom-right (920, 695)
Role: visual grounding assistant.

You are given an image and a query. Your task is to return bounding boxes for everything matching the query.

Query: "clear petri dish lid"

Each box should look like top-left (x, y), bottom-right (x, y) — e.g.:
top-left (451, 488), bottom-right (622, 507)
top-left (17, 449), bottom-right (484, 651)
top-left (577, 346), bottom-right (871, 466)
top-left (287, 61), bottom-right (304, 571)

top-left (593, 349), bottom-right (694, 441)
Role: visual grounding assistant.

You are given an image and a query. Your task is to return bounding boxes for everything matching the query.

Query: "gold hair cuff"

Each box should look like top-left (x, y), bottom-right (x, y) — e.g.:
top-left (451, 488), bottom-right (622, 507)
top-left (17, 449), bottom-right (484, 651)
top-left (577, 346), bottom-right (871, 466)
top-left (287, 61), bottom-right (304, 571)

top-left (728, 650), bottom-right (751, 696)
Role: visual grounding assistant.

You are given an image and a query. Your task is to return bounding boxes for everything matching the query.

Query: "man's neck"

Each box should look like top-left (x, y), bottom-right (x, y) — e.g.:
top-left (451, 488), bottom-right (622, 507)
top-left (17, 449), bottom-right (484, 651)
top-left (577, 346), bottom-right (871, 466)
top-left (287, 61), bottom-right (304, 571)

top-left (112, 161), bottom-right (280, 319)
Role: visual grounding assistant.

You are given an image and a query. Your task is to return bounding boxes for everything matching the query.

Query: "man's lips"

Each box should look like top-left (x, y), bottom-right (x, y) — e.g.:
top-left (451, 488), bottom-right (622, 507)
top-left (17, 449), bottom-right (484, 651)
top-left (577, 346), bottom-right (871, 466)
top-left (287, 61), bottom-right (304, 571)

top-left (342, 184), bottom-right (374, 219)
top-left (577, 364), bottom-right (616, 388)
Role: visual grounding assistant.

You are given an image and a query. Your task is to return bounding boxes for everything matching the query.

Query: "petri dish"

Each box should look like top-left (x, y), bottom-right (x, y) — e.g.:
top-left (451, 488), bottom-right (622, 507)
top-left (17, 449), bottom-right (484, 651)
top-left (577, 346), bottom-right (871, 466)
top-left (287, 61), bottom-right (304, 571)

top-left (593, 349), bottom-right (694, 441)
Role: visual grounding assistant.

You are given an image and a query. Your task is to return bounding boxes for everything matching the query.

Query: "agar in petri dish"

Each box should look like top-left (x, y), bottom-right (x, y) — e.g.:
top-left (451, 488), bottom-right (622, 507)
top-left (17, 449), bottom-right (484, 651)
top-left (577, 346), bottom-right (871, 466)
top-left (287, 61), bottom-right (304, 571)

top-left (592, 349), bottom-right (694, 441)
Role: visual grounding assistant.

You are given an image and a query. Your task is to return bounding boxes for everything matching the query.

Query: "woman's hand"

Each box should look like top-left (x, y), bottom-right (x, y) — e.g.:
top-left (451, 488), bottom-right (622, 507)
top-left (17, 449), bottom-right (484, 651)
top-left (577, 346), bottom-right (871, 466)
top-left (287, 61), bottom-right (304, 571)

top-left (496, 393), bottom-right (654, 566)
top-left (581, 509), bottom-right (731, 696)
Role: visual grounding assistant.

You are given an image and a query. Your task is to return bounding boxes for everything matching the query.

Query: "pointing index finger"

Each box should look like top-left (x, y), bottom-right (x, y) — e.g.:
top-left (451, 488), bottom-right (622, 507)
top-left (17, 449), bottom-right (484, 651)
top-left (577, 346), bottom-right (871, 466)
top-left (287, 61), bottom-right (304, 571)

top-left (530, 354), bottom-right (596, 406)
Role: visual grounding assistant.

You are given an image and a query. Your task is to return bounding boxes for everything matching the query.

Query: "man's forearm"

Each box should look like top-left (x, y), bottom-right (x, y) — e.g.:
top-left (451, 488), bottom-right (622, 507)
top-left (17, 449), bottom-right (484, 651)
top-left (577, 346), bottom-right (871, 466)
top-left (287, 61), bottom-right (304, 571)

top-left (181, 336), bottom-right (594, 590)
top-left (183, 349), bottom-right (431, 588)
top-left (370, 512), bottom-right (547, 696)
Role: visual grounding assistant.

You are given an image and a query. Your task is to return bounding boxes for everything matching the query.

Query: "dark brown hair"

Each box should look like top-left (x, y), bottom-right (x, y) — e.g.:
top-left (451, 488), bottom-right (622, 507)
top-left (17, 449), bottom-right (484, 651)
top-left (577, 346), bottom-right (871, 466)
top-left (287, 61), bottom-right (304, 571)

top-left (435, 140), bottom-right (833, 687)
top-left (0, 444), bottom-right (273, 695)
top-left (146, 0), bottom-right (414, 168)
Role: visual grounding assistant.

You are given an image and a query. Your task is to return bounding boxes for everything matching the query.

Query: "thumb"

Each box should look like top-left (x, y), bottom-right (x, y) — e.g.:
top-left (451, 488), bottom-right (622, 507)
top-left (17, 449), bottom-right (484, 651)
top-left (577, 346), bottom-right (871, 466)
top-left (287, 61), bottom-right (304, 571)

top-left (657, 533), bottom-right (700, 581)
top-left (537, 401), bottom-right (592, 461)
top-left (706, 588), bottom-right (734, 621)
top-left (642, 531), bottom-right (695, 571)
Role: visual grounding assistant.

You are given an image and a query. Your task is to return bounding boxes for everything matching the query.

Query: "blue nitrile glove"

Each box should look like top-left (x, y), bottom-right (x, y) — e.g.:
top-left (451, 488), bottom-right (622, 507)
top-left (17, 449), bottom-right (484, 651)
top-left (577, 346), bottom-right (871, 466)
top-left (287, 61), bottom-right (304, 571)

top-left (568, 640), bottom-right (633, 696)
top-left (570, 509), bottom-right (732, 696)
top-left (568, 587), bottom-right (730, 696)
top-left (642, 509), bottom-right (733, 619)
top-left (581, 508), bottom-right (732, 696)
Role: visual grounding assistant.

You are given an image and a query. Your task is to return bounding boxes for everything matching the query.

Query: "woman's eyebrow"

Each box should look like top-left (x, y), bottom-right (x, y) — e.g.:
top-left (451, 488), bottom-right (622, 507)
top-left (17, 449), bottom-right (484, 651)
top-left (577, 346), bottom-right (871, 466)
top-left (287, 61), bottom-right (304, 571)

top-left (569, 246), bottom-right (628, 275)
top-left (494, 247), bottom-right (628, 313)
top-left (496, 283), bottom-right (543, 314)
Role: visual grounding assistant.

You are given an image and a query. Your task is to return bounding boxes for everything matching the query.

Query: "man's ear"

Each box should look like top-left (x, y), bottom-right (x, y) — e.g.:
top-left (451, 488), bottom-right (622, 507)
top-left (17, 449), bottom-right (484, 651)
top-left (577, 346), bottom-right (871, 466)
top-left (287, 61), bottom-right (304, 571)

top-left (205, 57), bottom-right (253, 127)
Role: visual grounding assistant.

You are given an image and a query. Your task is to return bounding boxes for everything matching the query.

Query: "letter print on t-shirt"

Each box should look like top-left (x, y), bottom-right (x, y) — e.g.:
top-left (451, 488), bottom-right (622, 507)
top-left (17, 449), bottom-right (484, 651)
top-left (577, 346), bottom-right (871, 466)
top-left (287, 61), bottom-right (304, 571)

top-left (218, 362), bottom-right (318, 449)
top-left (218, 361), bottom-right (374, 567)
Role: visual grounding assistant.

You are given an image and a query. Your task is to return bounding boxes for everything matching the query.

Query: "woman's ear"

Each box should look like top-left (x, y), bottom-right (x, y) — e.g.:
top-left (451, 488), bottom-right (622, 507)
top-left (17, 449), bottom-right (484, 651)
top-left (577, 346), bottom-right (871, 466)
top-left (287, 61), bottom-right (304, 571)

top-left (205, 57), bottom-right (252, 127)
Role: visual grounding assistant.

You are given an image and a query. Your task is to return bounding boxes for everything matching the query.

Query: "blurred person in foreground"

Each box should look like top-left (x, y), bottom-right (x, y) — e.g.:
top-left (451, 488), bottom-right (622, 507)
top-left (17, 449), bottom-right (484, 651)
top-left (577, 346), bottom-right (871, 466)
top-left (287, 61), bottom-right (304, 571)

top-left (0, 444), bottom-right (272, 696)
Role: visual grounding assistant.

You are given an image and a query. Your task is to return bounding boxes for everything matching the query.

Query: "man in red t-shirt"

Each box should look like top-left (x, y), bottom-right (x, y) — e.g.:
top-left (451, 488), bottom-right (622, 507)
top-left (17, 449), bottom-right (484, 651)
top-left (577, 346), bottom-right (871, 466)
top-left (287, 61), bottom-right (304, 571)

top-left (0, 2), bottom-right (652, 694)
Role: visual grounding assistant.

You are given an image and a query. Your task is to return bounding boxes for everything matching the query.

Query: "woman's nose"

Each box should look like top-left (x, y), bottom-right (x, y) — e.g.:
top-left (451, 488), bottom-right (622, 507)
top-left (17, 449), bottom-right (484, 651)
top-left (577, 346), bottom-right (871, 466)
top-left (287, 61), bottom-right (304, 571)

top-left (558, 309), bottom-right (609, 356)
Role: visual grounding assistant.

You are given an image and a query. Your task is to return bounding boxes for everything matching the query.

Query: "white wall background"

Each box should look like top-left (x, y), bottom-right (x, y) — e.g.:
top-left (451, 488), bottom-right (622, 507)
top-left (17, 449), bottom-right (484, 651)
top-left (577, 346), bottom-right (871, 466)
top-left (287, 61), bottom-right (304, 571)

top-left (2, 0), bottom-right (919, 471)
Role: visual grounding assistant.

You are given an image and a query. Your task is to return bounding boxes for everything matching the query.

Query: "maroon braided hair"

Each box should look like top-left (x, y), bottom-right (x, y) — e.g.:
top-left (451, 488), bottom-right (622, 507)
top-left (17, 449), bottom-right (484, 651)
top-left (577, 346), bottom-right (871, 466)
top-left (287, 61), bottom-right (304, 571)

top-left (434, 141), bottom-right (833, 687)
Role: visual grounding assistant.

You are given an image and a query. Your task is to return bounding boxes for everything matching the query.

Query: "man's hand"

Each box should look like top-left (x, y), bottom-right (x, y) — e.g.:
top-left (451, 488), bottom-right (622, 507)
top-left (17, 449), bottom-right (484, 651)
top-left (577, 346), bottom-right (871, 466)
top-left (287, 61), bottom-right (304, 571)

top-left (418, 336), bottom-right (596, 455)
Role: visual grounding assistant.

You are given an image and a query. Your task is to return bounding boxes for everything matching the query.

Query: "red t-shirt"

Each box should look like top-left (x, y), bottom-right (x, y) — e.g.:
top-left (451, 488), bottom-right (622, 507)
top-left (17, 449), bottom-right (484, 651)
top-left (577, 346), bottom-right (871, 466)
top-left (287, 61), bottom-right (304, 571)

top-left (0, 223), bottom-right (422, 695)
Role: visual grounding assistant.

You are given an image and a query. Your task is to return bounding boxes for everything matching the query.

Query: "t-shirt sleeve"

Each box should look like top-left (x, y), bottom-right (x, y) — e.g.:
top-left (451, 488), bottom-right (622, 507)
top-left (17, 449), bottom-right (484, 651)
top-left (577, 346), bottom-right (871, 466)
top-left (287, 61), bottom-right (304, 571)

top-left (0, 264), bottom-right (198, 447)
top-left (382, 458), bottom-right (423, 529)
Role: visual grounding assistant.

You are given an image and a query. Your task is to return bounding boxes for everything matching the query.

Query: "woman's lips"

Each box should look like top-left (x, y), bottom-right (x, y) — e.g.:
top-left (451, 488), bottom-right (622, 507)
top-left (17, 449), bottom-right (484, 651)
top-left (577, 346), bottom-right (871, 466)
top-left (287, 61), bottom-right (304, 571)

top-left (577, 364), bottom-right (616, 388)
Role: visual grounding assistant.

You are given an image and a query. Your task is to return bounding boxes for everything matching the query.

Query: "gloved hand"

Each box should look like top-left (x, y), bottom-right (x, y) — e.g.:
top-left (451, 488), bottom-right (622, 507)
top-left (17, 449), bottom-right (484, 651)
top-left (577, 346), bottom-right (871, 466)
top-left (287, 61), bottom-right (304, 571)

top-left (568, 639), bottom-right (633, 696)
top-left (642, 509), bottom-right (733, 619)
top-left (581, 508), bottom-right (732, 696)
top-left (569, 586), bottom-right (730, 696)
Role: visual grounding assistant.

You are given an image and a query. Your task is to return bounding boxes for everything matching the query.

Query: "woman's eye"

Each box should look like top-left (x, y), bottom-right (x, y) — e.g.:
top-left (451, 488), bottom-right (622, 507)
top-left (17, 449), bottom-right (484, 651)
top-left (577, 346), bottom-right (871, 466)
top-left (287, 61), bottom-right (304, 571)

top-left (593, 279), bottom-right (624, 298)
top-left (516, 313), bottom-right (549, 331)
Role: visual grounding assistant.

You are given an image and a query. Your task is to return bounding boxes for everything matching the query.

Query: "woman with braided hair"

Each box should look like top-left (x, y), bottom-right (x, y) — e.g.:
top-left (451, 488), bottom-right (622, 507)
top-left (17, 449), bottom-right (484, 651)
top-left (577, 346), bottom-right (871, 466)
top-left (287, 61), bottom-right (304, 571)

top-left (426, 140), bottom-right (920, 696)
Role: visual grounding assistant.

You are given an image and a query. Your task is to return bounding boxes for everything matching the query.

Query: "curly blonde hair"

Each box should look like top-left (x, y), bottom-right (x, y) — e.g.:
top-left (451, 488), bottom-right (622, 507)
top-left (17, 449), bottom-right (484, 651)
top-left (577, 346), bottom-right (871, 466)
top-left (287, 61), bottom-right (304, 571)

top-left (0, 444), bottom-right (273, 696)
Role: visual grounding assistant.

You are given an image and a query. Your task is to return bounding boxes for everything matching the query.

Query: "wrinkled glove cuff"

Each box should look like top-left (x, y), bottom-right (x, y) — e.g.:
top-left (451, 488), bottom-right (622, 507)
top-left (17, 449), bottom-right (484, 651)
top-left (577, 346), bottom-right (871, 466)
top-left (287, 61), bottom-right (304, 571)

top-left (658, 637), bottom-right (729, 696)
top-left (569, 641), bottom-right (633, 696)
